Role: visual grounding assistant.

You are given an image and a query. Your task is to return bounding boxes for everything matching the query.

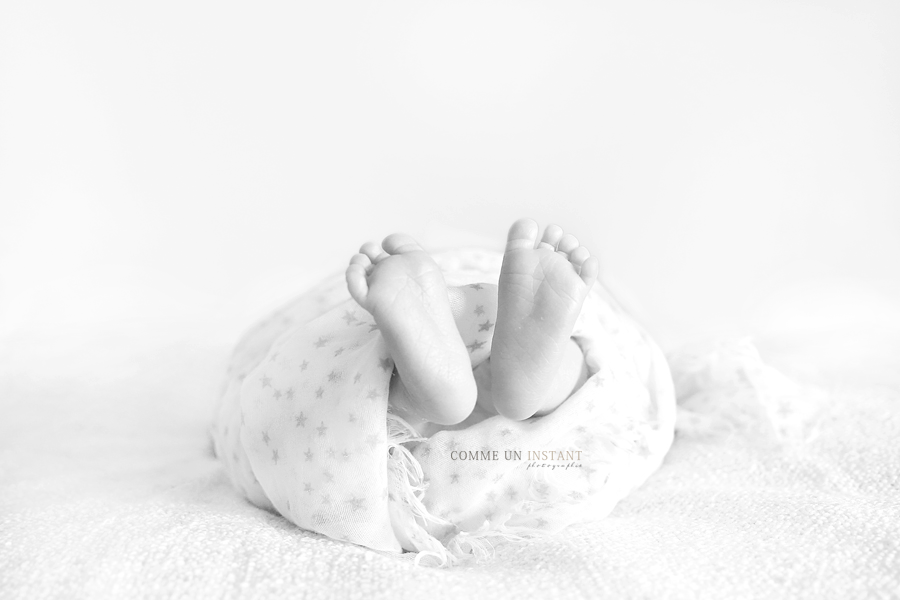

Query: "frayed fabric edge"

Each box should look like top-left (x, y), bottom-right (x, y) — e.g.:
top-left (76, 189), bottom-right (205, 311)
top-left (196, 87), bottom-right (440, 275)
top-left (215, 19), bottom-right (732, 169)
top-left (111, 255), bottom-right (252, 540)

top-left (385, 413), bottom-right (551, 568)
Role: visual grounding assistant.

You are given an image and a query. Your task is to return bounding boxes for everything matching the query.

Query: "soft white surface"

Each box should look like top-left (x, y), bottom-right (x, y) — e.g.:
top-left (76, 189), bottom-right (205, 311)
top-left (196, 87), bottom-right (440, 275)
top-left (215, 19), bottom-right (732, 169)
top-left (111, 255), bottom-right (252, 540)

top-left (1, 298), bottom-right (898, 599)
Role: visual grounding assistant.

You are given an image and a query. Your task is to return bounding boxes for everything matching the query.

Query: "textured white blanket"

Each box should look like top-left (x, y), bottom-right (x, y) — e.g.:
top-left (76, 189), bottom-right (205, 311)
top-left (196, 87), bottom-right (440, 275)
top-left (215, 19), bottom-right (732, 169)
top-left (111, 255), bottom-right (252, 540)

top-left (1, 300), bottom-right (897, 599)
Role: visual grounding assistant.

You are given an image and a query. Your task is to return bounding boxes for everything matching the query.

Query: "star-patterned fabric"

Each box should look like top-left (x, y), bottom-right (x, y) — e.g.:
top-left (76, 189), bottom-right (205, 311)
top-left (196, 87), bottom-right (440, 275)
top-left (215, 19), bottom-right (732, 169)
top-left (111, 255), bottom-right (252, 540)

top-left (211, 249), bottom-right (676, 565)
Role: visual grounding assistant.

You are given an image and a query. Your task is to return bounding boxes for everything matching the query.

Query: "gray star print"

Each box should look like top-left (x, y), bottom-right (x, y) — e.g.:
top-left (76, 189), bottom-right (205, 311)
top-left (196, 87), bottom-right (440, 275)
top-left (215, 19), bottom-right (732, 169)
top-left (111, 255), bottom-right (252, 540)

top-left (467, 340), bottom-right (486, 352)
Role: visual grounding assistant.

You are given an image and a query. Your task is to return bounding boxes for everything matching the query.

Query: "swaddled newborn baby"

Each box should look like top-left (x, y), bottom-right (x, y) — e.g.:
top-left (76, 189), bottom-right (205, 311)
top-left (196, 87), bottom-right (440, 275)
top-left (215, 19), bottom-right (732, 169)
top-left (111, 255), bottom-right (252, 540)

top-left (212, 218), bottom-right (675, 566)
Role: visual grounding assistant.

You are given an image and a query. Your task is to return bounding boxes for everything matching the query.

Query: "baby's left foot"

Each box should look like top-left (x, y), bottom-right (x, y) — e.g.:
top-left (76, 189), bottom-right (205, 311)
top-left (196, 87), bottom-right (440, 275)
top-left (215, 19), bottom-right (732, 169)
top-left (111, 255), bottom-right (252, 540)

top-left (491, 219), bottom-right (600, 420)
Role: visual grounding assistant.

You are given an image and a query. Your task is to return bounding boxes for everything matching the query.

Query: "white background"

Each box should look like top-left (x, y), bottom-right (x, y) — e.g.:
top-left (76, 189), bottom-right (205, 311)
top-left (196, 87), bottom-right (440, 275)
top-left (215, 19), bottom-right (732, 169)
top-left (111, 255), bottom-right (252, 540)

top-left (2, 0), bottom-right (898, 353)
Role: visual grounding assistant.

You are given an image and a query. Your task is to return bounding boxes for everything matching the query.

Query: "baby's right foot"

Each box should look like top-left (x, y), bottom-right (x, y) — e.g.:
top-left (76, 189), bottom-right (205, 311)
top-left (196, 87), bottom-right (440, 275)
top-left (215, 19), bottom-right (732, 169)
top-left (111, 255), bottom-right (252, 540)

top-left (490, 219), bottom-right (600, 420)
top-left (346, 234), bottom-right (477, 425)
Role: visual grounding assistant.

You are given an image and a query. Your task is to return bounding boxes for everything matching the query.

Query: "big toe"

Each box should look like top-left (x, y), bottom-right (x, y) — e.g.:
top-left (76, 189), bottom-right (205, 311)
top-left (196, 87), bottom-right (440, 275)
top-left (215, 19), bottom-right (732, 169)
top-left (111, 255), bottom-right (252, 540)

top-left (359, 241), bottom-right (387, 263)
top-left (381, 233), bottom-right (424, 255)
top-left (505, 218), bottom-right (540, 251)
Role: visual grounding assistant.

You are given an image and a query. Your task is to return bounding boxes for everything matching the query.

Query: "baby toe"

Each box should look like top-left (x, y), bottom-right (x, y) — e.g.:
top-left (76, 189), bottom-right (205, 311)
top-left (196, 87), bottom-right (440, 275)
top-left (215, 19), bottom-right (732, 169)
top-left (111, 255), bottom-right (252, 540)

top-left (350, 253), bottom-right (371, 268)
top-left (579, 256), bottom-right (601, 285)
top-left (569, 246), bottom-right (591, 269)
top-left (360, 241), bottom-right (382, 262)
top-left (556, 234), bottom-right (579, 256)
top-left (346, 264), bottom-right (370, 304)
top-left (538, 224), bottom-right (564, 251)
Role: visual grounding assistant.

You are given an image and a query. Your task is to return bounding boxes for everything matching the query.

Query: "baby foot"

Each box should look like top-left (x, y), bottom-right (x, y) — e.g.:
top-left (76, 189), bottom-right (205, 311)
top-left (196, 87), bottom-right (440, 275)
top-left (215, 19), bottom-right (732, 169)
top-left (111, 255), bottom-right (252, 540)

top-left (345, 234), bottom-right (477, 425)
top-left (490, 218), bottom-right (600, 420)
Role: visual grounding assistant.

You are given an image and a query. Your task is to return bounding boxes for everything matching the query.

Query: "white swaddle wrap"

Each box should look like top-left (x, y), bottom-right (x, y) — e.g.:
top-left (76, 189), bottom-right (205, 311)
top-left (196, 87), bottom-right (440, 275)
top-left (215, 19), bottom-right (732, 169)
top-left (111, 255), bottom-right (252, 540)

top-left (211, 249), bottom-right (676, 565)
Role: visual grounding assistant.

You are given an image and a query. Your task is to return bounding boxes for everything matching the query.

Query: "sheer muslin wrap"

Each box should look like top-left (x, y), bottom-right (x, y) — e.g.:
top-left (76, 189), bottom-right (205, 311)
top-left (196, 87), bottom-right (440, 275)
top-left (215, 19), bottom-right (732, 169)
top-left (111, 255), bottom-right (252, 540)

top-left (211, 249), bottom-right (676, 566)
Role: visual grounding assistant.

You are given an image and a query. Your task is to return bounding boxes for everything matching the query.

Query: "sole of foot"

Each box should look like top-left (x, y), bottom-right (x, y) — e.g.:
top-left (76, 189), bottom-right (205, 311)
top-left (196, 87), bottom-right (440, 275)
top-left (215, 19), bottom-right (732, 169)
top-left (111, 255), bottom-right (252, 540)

top-left (345, 233), bottom-right (477, 425)
top-left (489, 218), bottom-right (600, 420)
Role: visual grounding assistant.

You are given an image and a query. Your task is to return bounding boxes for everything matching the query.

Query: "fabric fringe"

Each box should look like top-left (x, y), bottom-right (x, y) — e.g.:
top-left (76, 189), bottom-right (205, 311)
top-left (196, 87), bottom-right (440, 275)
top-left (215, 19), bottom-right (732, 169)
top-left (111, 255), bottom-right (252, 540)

top-left (386, 412), bottom-right (553, 568)
top-left (386, 414), bottom-right (451, 527)
top-left (385, 414), bottom-right (457, 567)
